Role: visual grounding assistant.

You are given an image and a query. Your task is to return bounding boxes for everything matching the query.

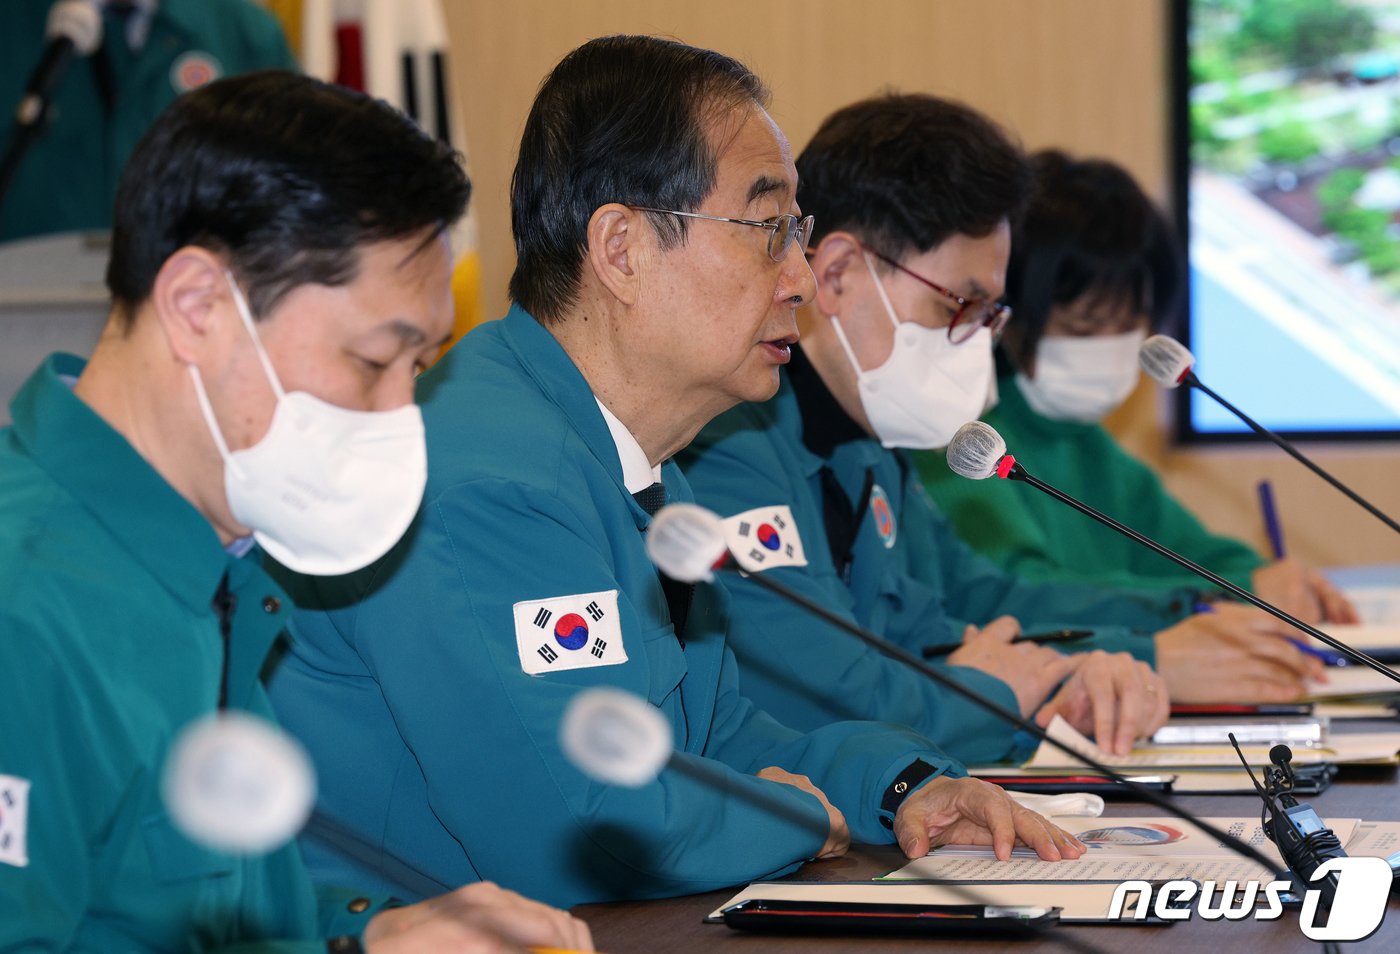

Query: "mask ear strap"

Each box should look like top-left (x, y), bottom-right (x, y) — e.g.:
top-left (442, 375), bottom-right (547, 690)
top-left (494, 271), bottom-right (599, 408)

top-left (827, 314), bottom-right (866, 376)
top-left (861, 250), bottom-right (902, 331)
top-left (224, 270), bottom-right (287, 401)
top-left (187, 363), bottom-right (247, 480)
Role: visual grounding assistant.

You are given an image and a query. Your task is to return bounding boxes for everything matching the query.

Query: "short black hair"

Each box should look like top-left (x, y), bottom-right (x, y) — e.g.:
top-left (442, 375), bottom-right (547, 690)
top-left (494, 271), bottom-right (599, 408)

top-left (796, 93), bottom-right (1030, 262)
top-left (508, 35), bottom-right (768, 324)
top-left (1005, 150), bottom-right (1183, 366)
top-left (107, 70), bottom-right (470, 325)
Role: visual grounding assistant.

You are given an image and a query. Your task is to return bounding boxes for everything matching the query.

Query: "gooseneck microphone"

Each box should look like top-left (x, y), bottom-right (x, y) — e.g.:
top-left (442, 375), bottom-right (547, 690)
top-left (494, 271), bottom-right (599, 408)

top-left (1139, 335), bottom-right (1399, 535)
top-left (946, 420), bottom-right (1400, 687)
top-left (643, 503), bottom-right (1287, 881)
top-left (0, 0), bottom-right (104, 212)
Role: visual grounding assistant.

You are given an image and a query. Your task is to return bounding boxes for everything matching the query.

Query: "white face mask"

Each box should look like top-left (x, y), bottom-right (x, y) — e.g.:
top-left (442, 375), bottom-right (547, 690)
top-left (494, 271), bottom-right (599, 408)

top-left (1016, 329), bottom-right (1148, 423)
top-left (187, 272), bottom-right (428, 576)
top-left (828, 251), bottom-right (995, 450)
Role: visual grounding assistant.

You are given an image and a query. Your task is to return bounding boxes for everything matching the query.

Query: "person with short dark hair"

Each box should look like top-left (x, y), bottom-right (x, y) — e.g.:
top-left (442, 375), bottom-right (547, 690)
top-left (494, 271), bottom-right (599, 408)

top-left (0, 69), bottom-right (592, 953)
top-left (918, 150), bottom-right (1356, 626)
top-left (680, 94), bottom-right (1326, 762)
top-left (270, 37), bottom-right (1086, 910)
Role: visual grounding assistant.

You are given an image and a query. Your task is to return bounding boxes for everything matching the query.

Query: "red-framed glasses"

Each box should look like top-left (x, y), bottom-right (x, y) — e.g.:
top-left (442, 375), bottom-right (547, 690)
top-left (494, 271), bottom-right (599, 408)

top-left (862, 243), bottom-right (1012, 343)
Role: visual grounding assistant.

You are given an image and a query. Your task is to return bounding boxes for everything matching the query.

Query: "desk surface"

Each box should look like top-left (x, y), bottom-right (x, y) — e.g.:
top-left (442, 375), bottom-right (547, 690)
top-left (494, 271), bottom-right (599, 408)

top-left (574, 725), bottom-right (1400, 953)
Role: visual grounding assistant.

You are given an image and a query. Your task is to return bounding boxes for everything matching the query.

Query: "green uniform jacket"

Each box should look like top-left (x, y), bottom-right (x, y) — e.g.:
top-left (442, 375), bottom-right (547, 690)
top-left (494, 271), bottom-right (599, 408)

top-left (0, 0), bottom-right (294, 243)
top-left (267, 306), bottom-right (959, 910)
top-left (917, 374), bottom-right (1266, 593)
top-left (678, 359), bottom-right (1196, 764)
top-left (0, 356), bottom-right (376, 952)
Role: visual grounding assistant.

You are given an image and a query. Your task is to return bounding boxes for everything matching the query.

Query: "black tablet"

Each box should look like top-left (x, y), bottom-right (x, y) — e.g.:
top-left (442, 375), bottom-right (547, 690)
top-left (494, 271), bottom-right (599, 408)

top-left (720, 898), bottom-right (1060, 936)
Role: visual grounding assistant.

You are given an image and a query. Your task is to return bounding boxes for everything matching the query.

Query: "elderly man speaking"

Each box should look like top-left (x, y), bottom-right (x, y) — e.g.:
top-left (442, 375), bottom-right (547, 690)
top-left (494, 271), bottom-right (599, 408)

top-left (269, 35), bottom-right (1084, 908)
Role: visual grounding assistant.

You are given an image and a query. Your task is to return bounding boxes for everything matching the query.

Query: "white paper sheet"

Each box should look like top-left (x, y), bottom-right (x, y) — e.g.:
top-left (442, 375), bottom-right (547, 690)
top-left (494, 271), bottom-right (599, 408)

top-left (1342, 587), bottom-right (1400, 625)
top-left (881, 816), bottom-right (1359, 885)
top-left (1023, 715), bottom-right (1400, 769)
top-left (1305, 665), bottom-right (1400, 699)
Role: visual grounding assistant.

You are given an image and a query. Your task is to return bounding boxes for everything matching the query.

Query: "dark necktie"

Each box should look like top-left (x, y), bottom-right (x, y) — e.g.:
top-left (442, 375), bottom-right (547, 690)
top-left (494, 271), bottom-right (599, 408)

top-left (633, 482), bottom-right (692, 643)
top-left (633, 481), bottom-right (667, 517)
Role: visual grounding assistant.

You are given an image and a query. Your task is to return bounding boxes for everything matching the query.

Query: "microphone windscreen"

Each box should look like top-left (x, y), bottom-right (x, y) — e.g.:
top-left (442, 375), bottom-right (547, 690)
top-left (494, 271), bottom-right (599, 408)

top-left (645, 503), bottom-right (727, 583)
top-left (946, 421), bottom-right (1007, 480)
top-left (47, 0), bottom-right (103, 55)
top-left (560, 687), bottom-right (673, 788)
top-left (162, 711), bottom-right (316, 855)
top-left (1139, 335), bottom-right (1195, 388)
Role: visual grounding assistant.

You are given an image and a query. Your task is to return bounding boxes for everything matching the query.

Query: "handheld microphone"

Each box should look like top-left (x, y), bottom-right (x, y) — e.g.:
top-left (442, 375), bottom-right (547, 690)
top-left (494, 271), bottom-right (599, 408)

top-left (1139, 335), bottom-right (1399, 535)
top-left (945, 420), bottom-right (1400, 686)
top-left (0, 0), bottom-right (103, 210)
top-left (643, 503), bottom-right (1286, 881)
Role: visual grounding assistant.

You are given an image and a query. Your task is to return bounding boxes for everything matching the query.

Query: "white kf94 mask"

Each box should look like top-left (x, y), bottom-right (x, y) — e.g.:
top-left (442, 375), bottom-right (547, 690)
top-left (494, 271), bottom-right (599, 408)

top-left (828, 251), bottom-right (994, 449)
top-left (186, 272), bottom-right (428, 576)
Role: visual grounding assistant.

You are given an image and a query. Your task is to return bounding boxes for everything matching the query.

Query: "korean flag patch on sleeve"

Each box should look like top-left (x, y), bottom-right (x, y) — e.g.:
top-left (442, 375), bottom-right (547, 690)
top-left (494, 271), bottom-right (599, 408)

top-left (514, 589), bottom-right (627, 675)
top-left (0, 775), bottom-right (31, 867)
top-left (724, 505), bottom-right (807, 573)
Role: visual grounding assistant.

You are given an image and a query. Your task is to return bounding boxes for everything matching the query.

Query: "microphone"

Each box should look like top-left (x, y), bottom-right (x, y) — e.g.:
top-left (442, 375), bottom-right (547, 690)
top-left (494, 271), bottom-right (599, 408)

top-left (643, 503), bottom-right (1287, 881)
top-left (560, 686), bottom-right (673, 788)
top-left (1139, 335), bottom-right (1399, 535)
top-left (17, 0), bottom-right (104, 127)
top-left (162, 711), bottom-right (316, 855)
top-left (946, 420), bottom-right (1400, 687)
top-left (558, 682), bottom-right (832, 842)
top-left (0, 0), bottom-right (104, 210)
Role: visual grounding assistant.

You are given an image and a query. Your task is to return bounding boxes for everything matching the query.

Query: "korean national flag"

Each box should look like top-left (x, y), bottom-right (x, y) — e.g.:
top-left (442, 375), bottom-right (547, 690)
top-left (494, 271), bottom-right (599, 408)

top-left (514, 589), bottom-right (627, 676)
top-left (0, 775), bottom-right (30, 868)
top-left (724, 505), bottom-right (807, 573)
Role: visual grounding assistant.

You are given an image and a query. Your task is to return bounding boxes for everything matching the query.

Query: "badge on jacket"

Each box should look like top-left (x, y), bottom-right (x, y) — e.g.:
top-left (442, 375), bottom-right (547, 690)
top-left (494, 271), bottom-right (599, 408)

top-left (870, 485), bottom-right (897, 549)
top-left (514, 590), bottom-right (627, 675)
top-left (0, 775), bottom-right (30, 867)
top-left (724, 505), bottom-right (807, 573)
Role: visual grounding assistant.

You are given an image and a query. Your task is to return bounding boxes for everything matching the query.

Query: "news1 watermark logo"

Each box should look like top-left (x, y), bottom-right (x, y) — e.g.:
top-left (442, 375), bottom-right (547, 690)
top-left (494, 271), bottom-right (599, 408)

top-left (1108, 856), bottom-right (1393, 941)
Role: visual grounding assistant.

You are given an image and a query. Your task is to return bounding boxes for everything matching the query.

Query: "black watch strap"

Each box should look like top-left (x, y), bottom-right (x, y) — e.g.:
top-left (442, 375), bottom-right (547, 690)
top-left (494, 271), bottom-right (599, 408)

top-left (878, 758), bottom-right (939, 829)
top-left (327, 937), bottom-right (364, 954)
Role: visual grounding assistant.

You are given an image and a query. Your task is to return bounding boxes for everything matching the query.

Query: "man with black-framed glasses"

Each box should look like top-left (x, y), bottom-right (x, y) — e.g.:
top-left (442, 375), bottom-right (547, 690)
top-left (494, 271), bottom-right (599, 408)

top-left (677, 93), bottom-right (1308, 764)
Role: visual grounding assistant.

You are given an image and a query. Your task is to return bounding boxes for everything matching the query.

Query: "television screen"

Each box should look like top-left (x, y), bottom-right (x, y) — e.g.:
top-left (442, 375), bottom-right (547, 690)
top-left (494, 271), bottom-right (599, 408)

top-left (1176, 0), bottom-right (1400, 440)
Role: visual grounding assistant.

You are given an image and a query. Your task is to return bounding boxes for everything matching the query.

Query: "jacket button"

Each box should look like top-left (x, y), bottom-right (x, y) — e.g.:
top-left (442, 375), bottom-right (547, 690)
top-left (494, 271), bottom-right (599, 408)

top-left (347, 896), bottom-right (371, 913)
top-left (262, 596), bottom-right (282, 614)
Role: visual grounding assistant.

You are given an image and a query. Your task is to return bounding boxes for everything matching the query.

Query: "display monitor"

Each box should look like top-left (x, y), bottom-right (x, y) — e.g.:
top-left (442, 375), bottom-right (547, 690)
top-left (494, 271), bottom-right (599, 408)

top-left (1174, 0), bottom-right (1400, 441)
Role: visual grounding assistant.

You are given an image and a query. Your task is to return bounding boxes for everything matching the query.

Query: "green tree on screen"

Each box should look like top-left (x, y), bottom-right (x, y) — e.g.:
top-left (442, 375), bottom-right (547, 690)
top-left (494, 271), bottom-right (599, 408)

top-left (1231, 0), bottom-right (1377, 70)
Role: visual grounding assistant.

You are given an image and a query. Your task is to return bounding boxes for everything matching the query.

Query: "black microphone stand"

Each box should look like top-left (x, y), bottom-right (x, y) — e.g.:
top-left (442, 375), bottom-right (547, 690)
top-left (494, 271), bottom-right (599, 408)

top-left (725, 564), bottom-right (1289, 881)
top-left (998, 456), bottom-right (1400, 686)
top-left (1183, 370), bottom-right (1399, 535)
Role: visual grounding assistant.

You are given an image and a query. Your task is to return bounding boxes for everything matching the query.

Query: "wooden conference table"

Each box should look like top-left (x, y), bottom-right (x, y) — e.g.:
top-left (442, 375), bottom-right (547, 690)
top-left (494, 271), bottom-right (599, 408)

top-left (574, 720), bottom-right (1400, 953)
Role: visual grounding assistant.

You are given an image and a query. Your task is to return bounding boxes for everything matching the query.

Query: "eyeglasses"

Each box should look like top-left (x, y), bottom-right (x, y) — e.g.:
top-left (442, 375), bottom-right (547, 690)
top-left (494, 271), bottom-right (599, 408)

top-left (862, 244), bottom-right (1012, 344)
top-left (630, 207), bottom-right (815, 263)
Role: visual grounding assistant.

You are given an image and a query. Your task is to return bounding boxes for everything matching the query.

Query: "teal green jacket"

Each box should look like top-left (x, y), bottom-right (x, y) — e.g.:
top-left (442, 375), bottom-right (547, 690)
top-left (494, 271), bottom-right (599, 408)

top-left (678, 356), bottom-right (1196, 764)
top-left (918, 374), bottom-right (1266, 593)
top-left (267, 306), bottom-right (959, 909)
top-left (0, 356), bottom-right (377, 952)
top-left (0, 0), bottom-right (294, 243)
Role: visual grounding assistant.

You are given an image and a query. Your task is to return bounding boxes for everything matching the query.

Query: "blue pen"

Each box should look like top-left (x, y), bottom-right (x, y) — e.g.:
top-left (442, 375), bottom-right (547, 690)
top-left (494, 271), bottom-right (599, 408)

top-left (1289, 638), bottom-right (1350, 667)
top-left (1257, 479), bottom-right (1286, 560)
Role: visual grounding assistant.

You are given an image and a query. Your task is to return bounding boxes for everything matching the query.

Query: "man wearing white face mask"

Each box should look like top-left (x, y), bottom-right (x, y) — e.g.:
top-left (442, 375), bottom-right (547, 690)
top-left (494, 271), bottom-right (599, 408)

top-left (681, 94), bottom-right (1192, 763)
top-left (921, 150), bottom-right (1357, 630)
top-left (0, 71), bottom-right (593, 953)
